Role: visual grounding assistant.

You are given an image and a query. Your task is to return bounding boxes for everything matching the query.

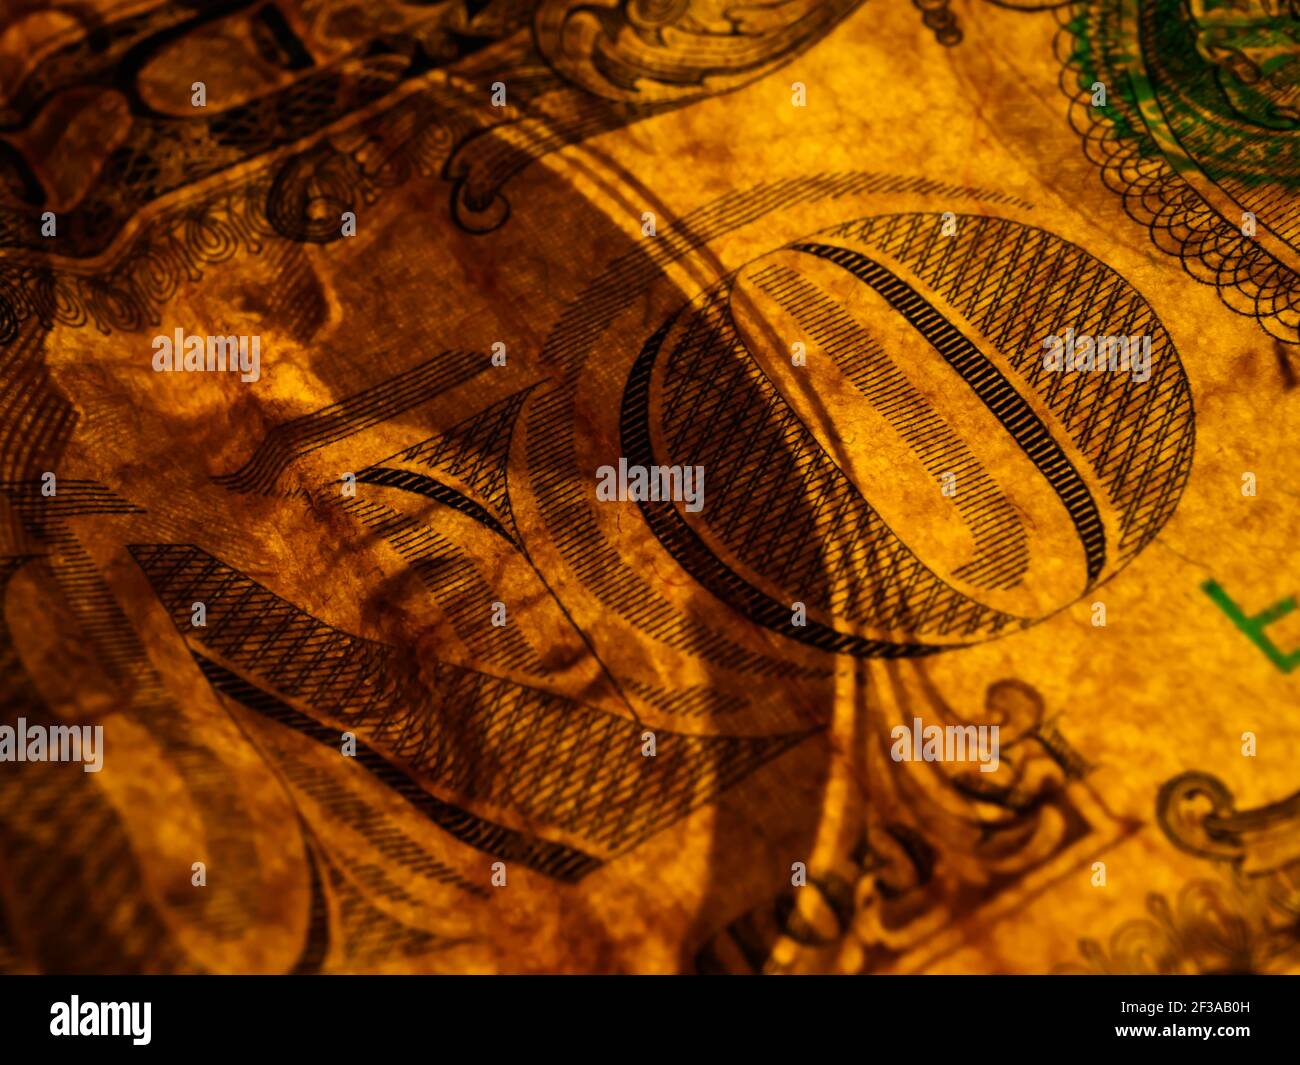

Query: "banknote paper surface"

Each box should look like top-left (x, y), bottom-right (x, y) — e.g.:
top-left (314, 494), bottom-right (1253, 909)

top-left (0, 0), bottom-right (1297, 975)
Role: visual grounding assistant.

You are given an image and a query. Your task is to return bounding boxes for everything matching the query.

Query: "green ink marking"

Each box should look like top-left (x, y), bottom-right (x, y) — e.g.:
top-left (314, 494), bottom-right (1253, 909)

top-left (1202, 579), bottom-right (1300, 674)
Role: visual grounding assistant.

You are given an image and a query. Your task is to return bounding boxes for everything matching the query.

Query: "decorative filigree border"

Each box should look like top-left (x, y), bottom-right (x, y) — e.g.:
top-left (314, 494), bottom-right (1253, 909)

top-left (1059, 773), bottom-right (1300, 974)
top-left (1055, 3), bottom-right (1300, 345)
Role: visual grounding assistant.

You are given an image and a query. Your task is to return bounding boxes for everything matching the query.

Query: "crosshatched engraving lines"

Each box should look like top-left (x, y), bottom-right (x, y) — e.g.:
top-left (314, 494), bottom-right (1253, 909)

top-left (213, 350), bottom-right (488, 495)
top-left (748, 261), bottom-right (1031, 592)
top-left (129, 543), bottom-right (815, 856)
top-left (791, 240), bottom-right (1109, 586)
top-left (827, 214), bottom-right (1193, 563)
top-left (649, 287), bottom-right (1017, 640)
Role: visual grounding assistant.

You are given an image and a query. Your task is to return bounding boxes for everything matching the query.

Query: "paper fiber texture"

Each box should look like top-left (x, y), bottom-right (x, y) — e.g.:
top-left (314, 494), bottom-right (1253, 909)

top-left (0, 0), bottom-right (1297, 974)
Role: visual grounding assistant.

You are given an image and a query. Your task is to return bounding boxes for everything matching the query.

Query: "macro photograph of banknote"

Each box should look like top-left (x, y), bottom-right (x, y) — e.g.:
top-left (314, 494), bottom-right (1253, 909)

top-left (0, 0), bottom-right (1297, 1008)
